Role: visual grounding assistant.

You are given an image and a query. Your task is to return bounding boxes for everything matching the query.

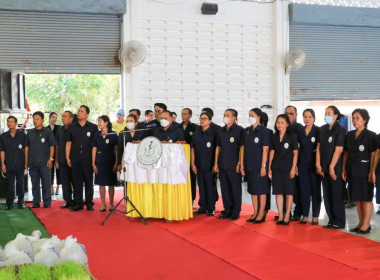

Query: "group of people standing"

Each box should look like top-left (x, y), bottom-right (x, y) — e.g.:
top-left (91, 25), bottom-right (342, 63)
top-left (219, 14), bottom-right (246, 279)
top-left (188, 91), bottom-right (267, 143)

top-left (1, 103), bottom-right (379, 235)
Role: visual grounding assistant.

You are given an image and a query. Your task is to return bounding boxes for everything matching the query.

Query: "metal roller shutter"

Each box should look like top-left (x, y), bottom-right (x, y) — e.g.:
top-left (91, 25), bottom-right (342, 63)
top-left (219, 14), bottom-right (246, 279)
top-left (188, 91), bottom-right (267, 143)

top-left (289, 24), bottom-right (380, 101)
top-left (0, 10), bottom-right (121, 74)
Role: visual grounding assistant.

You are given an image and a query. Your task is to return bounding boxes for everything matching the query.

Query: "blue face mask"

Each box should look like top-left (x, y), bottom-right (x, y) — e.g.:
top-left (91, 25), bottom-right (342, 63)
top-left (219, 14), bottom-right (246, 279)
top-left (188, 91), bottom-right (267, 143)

top-left (324, 116), bottom-right (333, 125)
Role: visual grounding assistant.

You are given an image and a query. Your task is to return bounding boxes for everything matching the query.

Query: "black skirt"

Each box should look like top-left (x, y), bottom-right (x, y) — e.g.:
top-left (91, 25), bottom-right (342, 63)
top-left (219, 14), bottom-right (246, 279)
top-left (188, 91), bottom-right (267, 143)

top-left (94, 161), bottom-right (117, 186)
top-left (272, 170), bottom-right (295, 195)
top-left (349, 177), bottom-right (374, 202)
top-left (246, 171), bottom-right (270, 195)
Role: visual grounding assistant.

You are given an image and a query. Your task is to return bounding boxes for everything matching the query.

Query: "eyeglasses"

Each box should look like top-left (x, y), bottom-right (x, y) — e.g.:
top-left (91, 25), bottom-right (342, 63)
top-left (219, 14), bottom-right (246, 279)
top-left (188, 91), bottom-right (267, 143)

top-left (286, 112), bottom-right (295, 116)
top-left (199, 118), bottom-right (209, 121)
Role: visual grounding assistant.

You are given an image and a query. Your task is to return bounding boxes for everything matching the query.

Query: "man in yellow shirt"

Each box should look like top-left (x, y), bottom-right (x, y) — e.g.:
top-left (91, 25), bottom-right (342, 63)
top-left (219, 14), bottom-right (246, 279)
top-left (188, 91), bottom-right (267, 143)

top-left (112, 109), bottom-right (126, 134)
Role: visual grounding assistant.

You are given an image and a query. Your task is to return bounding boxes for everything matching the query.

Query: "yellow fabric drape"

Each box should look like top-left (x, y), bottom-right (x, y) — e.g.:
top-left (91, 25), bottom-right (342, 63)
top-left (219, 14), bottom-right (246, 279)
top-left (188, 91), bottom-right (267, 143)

top-left (126, 144), bottom-right (193, 221)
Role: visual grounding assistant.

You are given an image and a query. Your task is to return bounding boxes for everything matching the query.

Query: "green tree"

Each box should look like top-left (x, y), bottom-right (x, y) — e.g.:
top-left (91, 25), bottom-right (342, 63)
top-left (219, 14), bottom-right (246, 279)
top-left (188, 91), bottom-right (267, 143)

top-left (26, 74), bottom-right (120, 123)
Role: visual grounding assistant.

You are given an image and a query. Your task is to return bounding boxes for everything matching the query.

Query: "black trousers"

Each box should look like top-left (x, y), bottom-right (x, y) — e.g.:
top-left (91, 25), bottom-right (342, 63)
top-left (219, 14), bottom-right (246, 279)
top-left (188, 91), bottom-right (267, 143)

top-left (298, 164), bottom-right (321, 218)
top-left (190, 169), bottom-right (197, 202)
top-left (293, 176), bottom-right (303, 217)
top-left (6, 168), bottom-right (25, 206)
top-left (321, 174), bottom-right (346, 227)
top-left (71, 162), bottom-right (94, 208)
top-left (219, 168), bottom-right (242, 215)
top-left (59, 163), bottom-right (73, 205)
top-left (51, 160), bottom-right (61, 185)
top-left (197, 169), bottom-right (216, 212)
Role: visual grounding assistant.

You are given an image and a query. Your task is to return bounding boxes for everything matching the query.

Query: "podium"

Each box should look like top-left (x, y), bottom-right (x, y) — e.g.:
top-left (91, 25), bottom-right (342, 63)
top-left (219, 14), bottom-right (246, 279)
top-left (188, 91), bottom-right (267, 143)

top-left (120, 143), bottom-right (193, 221)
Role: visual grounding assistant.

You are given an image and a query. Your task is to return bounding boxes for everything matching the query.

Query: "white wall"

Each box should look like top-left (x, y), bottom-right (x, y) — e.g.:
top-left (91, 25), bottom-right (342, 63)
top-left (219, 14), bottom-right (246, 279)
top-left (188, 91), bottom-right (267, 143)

top-left (122, 0), bottom-right (288, 127)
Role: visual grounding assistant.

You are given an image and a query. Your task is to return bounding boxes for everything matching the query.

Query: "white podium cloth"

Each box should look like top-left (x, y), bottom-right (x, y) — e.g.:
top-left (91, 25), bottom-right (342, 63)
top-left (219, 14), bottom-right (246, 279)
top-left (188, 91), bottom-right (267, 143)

top-left (119, 143), bottom-right (189, 184)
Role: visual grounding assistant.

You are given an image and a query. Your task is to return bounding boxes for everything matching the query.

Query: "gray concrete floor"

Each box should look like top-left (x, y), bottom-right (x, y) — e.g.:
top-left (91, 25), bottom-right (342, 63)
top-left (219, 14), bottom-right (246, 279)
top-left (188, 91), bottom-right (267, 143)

top-left (2, 177), bottom-right (380, 242)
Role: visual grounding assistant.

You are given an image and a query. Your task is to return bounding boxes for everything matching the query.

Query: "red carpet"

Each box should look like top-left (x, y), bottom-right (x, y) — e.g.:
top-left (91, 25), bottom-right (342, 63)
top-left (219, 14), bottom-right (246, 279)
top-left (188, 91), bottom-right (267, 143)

top-left (30, 191), bottom-right (380, 280)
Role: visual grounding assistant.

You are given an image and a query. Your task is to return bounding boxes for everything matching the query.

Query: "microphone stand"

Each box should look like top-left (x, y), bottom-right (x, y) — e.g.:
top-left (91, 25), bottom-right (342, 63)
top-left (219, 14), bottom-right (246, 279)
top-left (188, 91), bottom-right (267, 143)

top-left (101, 129), bottom-right (148, 226)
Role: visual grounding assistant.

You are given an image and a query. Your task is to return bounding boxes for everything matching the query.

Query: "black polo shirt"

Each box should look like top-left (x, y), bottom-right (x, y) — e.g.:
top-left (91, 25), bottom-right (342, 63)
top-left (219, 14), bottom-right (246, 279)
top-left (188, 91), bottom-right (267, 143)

top-left (270, 132), bottom-right (298, 172)
top-left (210, 122), bottom-right (221, 131)
top-left (318, 122), bottom-right (346, 172)
top-left (25, 127), bottom-right (56, 166)
top-left (0, 130), bottom-right (26, 170)
top-left (289, 121), bottom-right (303, 134)
top-left (117, 129), bottom-right (147, 164)
top-left (344, 128), bottom-right (377, 178)
top-left (152, 124), bottom-right (185, 142)
top-left (91, 131), bottom-right (118, 164)
top-left (56, 126), bottom-right (69, 164)
top-left (66, 121), bottom-right (98, 164)
top-left (297, 125), bottom-right (320, 164)
top-left (216, 123), bottom-right (243, 169)
top-left (191, 127), bottom-right (217, 170)
top-left (179, 122), bottom-right (199, 144)
top-left (242, 125), bottom-right (271, 172)
top-left (46, 124), bottom-right (61, 139)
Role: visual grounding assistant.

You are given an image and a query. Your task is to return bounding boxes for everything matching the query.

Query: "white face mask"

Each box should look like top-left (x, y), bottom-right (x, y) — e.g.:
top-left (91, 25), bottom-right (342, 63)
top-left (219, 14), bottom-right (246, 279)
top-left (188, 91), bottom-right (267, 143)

top-left (126, 122), bottom-right (135, 130)
top-left (223, 117), bottom-right (231, 125)
top-left (324, 116), bottom-right (333, 125)
top-left (248, 117), bottom-right (257, 126)
top-left (160, 119), bottom-right (170, 128)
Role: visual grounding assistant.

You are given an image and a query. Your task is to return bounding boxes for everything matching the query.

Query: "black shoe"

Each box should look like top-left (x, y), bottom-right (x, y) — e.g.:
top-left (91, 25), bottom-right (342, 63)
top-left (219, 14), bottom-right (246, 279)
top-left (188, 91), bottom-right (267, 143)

top-left (253, 217), bottom-right (265, 224)
top-left (376, 208), bottom-right (380, 215)
top-left (246, 215), bottom-right (256, 222)
top-left (60, 204), bottom-right (72, 209)
top-left (357, 227), bottom-right (371, 235)
top-left (311, 221), bottom-right (319, 225)
top-left (349, 227), bottom-right (360, 233)
top-left (219, 213), bottom-right (231, 219)
top-left (5, 205), bottom-right (13, 210)
top-left (71, 205), bottom-right (84, 212)
top-left (274, 215), bottom-right (279, 220)
top-left (323, 224), bottom-right (332, 228)
top-left (99, 208), bottom-right (106, 212)
top-left (331, 225), bottom-right (344, 230)
top-left (193, 209), bottom-right (207, 215)
top-left (206, 211), bottom-right (215, 216)
top-left (87, 205), bottom-right (94, 211)
top-left (283, 220), bottom-right (290, 225)
top-left (69, 204), bottom-right (76, 209)
top-left (229, 214), bottom-right (240, 221)
top-left (290, 216), bottom-right (301, 221)
top-left (51, 192), bottom-right (54, 196)
top-left (42, 205), bottom-right (51, 208)
top-left (18, 204), bottom-right (26, 209)
top-left (29, 204), bottom-right (40, 209)
top-left (300, 220), bottom-right (307, 225)
top-left (276, 220), bottom-right (283, 225)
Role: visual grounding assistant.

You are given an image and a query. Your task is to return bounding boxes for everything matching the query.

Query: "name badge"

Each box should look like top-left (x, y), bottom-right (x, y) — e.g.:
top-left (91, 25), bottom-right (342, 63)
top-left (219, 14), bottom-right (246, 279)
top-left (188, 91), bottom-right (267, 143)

top-left (254, 137), bottom-right (259, 143)
top-left (359, 145), bottom-right (364, 152)
top-left (18, 144), bottom-right (22, 149)
top-left (311, 137), bottom-right (315, 143)
top-left (87, 132), bottom-right (91, 137)
top-left (207, 142), bottom-right (211, 148)
top-left (41, 138), bottom-right (45, 143)
top-left (284, 143), bottom-right (289, 149)
top-left (106, 139), bottom-right (109, 144)
top-left (328, 136), bottom-right (333, 143)
top-left (230, 137), bottom-right (234, 143)
top-left (190, 132), bottom-right (193, 136)
top-left (169, 139), bottom-right (173, 143)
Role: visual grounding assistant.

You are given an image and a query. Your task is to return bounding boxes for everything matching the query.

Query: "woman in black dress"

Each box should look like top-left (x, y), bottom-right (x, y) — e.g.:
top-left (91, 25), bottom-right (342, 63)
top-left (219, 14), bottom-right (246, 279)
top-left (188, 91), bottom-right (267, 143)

top-left (316, 106), bottom-right (346, 229)
top-left (342, 109), bottom-right (377, 234)
top-left (268, 114), bottom-right (298, 225)
top-left (47, 111), bottom-right (61, 195)
top-left (240, 108), bottom-right (271, 223)
top-left (297, 109), bottom-right (321, 225)
top-left (372, 134), bottom-right (380, 214)
top-left (91, 115), bottom-right (118, 212)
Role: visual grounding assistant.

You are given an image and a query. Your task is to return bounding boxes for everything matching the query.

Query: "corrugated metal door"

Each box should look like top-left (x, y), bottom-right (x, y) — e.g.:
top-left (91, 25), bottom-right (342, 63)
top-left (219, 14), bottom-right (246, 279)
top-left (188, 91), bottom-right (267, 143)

top-left (289, 24), bottom-right (380, 101)
top-left (0, 10), bottom-right (121, 74)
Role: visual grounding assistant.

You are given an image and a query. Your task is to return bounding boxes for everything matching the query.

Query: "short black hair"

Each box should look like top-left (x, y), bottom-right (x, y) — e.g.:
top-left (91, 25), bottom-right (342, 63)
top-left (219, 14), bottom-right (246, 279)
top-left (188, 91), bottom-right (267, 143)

top-left (33, 111), bottom-right (45, 120)
top-left (202, 107), bottom-right (214, 117)
top-left (129, 109), bottom-right (141, 116)
top-left (200, 112), bottom-right (212, 121)
top-left (7, 116), bottom-right (17, 123)
top-left (274, 114), bottom-right (291, 134)
top-left (352, 108), bottom-right (370, 127)
top-left (172, 112), bottom-right (177, 117)
top-left (182, 108), bottom-right (192, 115)
top-left (80, 105), bottom-right (90, 114)
top-left (225, 108), bottom-right (238, 118)
top-left (162, 110), bottom-right (172, 117)
top-left (145, 109), bottom-right (153, 115)
top-left (49, 112), bottom-right (58, 118)
top-left (303, 108), bottom-right (315, 119)
top-left (154, 103), bottom-right (167, 111)
top-left (285, 105), bottom-right (297, 113)
top-left (64, 110), bottom-right (74, 118)
top-left (127, 114), bottom-right (138, 123)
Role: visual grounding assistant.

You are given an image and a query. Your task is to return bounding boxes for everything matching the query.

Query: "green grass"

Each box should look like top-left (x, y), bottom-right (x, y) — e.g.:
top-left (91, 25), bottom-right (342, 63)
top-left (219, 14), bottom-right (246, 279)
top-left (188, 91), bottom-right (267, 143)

top-left (0, 266), bottom-right (17, 280)
top-left (52, 262), bottom-right (91, 280)
top-left (17, 264), bottom-right (51, 280)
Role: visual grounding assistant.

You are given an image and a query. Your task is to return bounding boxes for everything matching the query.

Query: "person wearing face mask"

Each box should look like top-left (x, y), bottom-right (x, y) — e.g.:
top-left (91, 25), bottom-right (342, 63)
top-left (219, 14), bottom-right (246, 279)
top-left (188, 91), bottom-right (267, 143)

top-left (150, 103), bottom-right (167, 129)
top-left (342, 109), bottom-right (377, 235)
top-left (213, 109), bottom-right (243, 220)
top-left (91, 115), bottom-right (118, 212)
top-left (240, 108), bottom-right (271, 223)
top-left (117, 114), bottom-right (147, 171)
top-left (316, 105), bottom-right (346, 229)
top-left (296, 109), bottom-right (321, 225)
top-left (152, 110), bottom-right (185, 143)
